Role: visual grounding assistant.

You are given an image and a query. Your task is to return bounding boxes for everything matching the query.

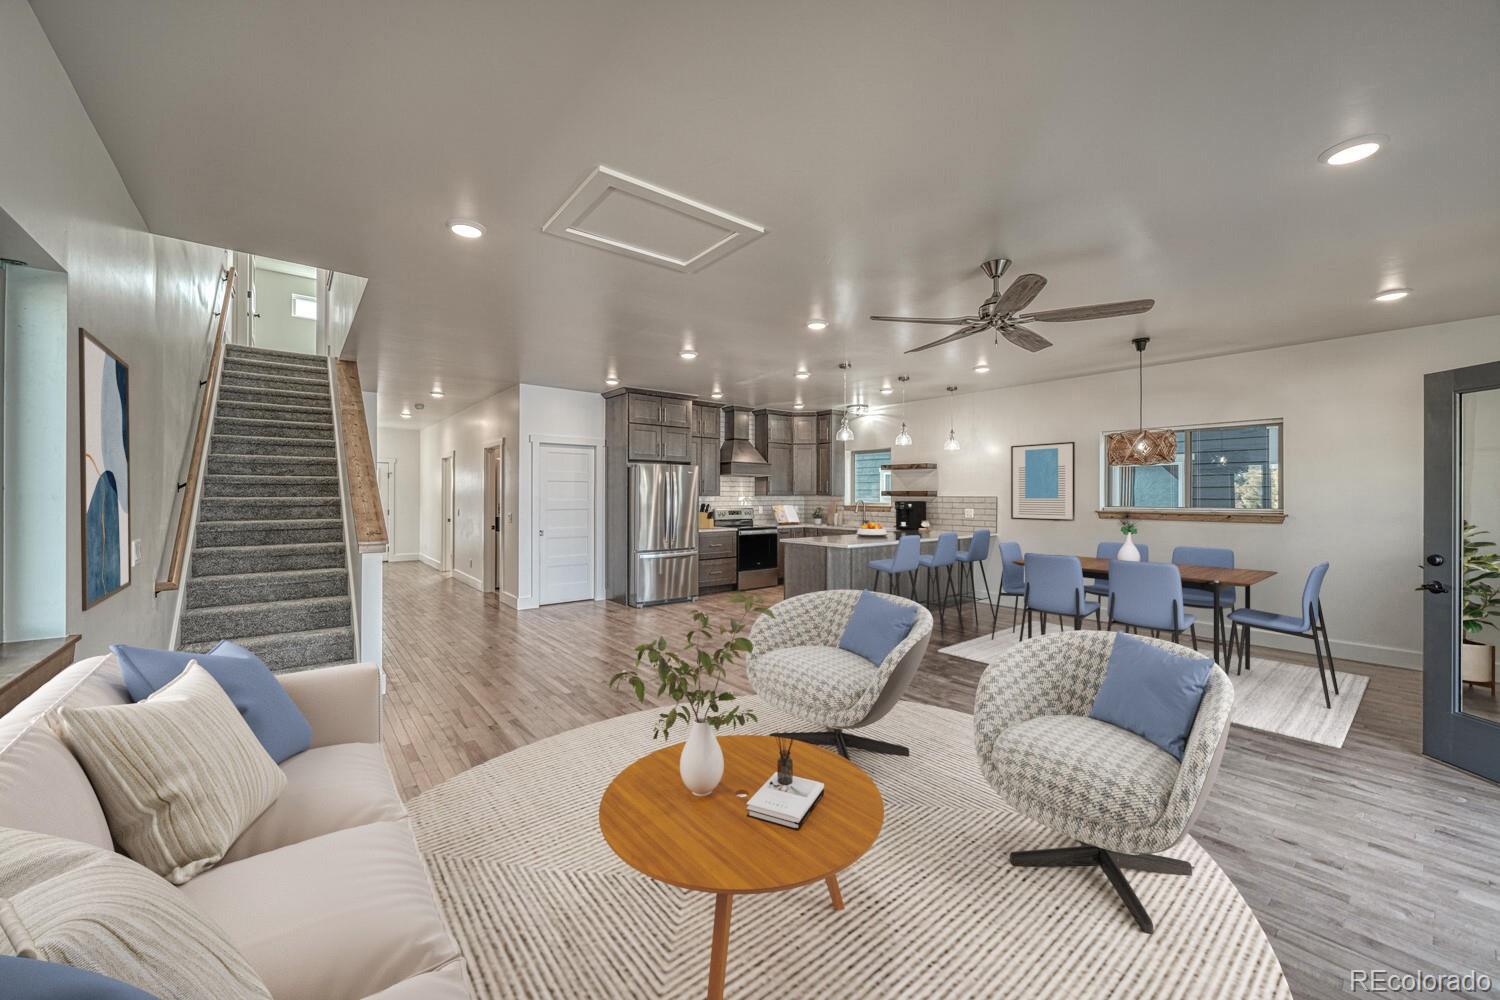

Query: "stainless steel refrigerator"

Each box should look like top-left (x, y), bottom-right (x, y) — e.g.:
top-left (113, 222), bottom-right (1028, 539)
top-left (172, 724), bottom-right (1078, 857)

top-left (628, 463), bottom-right (699, 606)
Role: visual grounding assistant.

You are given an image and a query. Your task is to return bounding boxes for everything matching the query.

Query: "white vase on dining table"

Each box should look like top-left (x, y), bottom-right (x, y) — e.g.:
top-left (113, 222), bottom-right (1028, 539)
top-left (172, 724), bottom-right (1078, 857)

top-left (1118, 536), bottom-right (1141, 561)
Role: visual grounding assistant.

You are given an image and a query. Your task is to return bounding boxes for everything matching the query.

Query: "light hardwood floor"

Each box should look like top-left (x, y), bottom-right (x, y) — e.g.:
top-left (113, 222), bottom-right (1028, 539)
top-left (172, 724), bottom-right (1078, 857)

top-left (381, 562), bottom-right (1500, 1000)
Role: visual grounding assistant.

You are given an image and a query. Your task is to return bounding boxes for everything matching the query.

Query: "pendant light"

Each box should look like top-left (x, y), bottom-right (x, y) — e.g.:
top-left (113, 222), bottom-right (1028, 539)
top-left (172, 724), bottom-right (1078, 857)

top-left (893, 376), bottom-right (913, 447)
top-left (942, 386), bottom-right (960, 451)
top-left (835, 362), bottom-right (855, 441)
top-left (1107, 337), bottom-right (1177, 466)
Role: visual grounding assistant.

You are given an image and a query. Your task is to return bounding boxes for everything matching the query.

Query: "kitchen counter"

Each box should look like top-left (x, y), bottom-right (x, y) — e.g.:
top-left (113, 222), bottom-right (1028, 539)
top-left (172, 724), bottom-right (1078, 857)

top-left (782, 530), bottom-right (976, 598)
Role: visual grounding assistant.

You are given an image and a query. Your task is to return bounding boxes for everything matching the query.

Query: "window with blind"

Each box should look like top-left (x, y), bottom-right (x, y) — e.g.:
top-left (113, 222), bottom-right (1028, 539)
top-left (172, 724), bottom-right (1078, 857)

top-left (849, 449), bottom-right (892, 503)
top-left (1104, 421), bottom-right (1282, 511)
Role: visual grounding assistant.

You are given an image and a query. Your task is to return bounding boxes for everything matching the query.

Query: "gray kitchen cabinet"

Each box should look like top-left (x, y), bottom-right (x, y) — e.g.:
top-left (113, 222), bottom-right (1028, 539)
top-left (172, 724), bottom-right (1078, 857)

top-left (766, 442), bottom-right (792, 494)
top-left (661, 426), bottom-right (692, 463)
top-left (660, 398), bottom-right (692, 428)
top-left (697, 435), bottom-right (721, 496)
top-left (627, 394), bottom-right (661, 425)
top-left (694, 405), bottom-right (720, 438)
top-left (627, 424), bottom-right (661, 461)
top-left (817, 446), bottom-right (832, 496)
top-left (792, 415), bottom-right (817, 444)
top-left (792, 443), bottom-right (816, 495)
top-left (816, 412), bottom-right (832, 444)
top-left (765, 413), bottom-right (792, 445)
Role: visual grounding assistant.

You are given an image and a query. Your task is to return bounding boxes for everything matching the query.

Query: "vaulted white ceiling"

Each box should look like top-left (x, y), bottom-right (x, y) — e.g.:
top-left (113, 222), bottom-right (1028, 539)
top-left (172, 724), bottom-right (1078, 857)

top-left (31, 0), bottom-right (1500, 427)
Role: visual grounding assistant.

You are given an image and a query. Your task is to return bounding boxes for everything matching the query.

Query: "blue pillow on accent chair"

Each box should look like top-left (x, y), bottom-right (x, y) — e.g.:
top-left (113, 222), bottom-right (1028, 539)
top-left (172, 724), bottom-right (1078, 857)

top-left (1089, 633), bottom-right (1213, 761)
top-left (0, 956), bottom-right (156, 999)
top-left (838, 591), bottom-right (919, 666)
top-left (110, 641), bottom-right (312, 763)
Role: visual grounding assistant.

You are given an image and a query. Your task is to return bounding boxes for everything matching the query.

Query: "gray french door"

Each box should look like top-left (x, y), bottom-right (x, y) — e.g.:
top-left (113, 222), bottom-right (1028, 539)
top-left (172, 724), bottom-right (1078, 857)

top-left (1423, 360), bottom-right (1500, 782)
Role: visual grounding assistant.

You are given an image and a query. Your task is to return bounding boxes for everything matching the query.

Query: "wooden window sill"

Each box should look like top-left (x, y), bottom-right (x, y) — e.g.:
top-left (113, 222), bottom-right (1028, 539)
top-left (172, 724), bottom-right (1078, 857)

top-left (1096, 508), bottom-right (1287, 525)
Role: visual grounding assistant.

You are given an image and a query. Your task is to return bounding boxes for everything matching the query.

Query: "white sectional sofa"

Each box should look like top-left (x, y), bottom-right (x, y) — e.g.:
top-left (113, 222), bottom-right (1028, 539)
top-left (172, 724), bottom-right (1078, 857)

top-left (0, 654), bottom-right (468, 999)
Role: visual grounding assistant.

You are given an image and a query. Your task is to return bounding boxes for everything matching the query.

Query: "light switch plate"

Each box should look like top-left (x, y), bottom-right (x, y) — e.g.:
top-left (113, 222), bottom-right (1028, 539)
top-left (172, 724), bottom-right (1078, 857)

top-left (130, 539), bottom-right (141, 566)
top-left (965, 508), bottom-right (975, 519)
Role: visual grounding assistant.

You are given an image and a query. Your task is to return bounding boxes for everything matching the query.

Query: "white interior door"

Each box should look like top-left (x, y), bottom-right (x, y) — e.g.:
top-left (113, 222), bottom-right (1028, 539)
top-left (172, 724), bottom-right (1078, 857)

top-left (376, 460), bottom-right (395, 563)
top-left (537, 443), bottom-right (595, 605)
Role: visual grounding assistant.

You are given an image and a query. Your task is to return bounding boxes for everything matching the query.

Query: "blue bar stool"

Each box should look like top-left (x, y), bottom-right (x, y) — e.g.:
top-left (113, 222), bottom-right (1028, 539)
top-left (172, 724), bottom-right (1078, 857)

top-left (990, 540), bottom-right (1027, 638)
top-left (1229, 563), bottom-right (1338, 708)
top-left (954, 529), bottom-right (993, 626)
top-left (1085, 541), bottom-right (1149, 600)
top-left (1020, 553), bottom-right (1101, 636)
top-left (1106, 560), bottom-right (1198, 648)
top-left (918, 531), bottom-right (962, 629)
top-left (868, 533), bottom-right (921, 599)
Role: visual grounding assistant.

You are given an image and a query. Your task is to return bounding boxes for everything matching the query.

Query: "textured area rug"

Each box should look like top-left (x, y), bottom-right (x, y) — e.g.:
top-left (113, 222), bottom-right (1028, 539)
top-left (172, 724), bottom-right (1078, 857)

top-left (941, 630), bottom-right (1368, 748)
top-left (410, 699), bottom-right (1289, 999)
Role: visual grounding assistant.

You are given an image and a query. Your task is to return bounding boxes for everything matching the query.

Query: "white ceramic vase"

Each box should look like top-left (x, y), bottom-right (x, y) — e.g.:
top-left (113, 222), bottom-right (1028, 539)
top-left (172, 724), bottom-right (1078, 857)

top-left (679, 720), bottom-right (724, 796)
top-left (1118, 535), bottom-right (1141, 561)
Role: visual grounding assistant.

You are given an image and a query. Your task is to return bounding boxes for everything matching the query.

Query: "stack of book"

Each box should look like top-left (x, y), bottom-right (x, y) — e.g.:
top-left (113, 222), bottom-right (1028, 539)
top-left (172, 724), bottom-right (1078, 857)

top-left (746, 774), bottom-right (825, 829)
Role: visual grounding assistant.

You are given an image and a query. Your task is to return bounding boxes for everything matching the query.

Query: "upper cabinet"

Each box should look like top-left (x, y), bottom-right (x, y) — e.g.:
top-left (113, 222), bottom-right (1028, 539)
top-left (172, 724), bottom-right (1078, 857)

top-left (659, 398), bottom-right (691, 428)
top-left (606, 388), bottom-right (696, 465)
top-left (750, 408), bottom-right (845, 497)
top-left (626, 394), bottom-right (661, 425)
top-left (792, 415), bottom-right (817, 444)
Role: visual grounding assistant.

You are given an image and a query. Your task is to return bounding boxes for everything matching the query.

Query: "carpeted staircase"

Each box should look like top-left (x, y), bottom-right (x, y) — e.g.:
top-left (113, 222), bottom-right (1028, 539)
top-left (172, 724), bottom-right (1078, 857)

top-left (178, 344), bottom-right (355, 670)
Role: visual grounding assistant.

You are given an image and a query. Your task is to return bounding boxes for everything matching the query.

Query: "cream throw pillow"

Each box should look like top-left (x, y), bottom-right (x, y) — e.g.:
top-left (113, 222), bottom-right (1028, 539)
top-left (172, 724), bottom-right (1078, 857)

top-left (0, 826), bottom-right (271, 999)
top-left (50, 661), bottom-right (286, 884)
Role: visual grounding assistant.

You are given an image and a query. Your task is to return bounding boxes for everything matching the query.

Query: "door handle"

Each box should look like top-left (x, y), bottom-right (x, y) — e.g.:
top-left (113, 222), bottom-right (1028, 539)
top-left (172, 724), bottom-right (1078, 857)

top-left (1415, 580), bottom-right (1449, 594)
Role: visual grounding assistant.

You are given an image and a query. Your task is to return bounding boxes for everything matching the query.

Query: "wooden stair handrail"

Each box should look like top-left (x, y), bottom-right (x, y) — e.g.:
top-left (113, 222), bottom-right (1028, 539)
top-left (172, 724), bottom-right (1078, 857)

top-left (156, 266), bottom-right (235, 593)
top-left (334, 359), bottom-right (389, 553)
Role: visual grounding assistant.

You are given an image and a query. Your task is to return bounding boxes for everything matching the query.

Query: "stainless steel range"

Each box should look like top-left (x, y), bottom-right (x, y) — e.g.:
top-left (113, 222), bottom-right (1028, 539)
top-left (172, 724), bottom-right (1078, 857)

top-left (714, 506), bottom-right (779, 591)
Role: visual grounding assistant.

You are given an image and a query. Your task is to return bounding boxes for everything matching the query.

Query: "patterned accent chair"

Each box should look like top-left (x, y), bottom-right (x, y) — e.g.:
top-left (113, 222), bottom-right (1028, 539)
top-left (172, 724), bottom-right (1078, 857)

top-left (748, 590), bottom-right (933, 758)
top-left (973, 630), bottom-right (1234, 933)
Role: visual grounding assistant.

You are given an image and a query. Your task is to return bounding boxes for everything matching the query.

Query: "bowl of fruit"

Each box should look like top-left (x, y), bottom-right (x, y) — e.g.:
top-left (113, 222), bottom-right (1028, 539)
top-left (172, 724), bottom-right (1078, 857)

top-left (856, 521), bottom-right (888, 537)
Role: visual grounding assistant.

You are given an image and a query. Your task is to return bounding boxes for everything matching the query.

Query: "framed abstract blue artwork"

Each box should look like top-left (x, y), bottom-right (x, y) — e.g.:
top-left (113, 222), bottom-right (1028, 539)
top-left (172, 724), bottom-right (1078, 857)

top-left (1011, 442), bottom-right (1073, 520)
top-left (80, 328), bottom-right (131, 608)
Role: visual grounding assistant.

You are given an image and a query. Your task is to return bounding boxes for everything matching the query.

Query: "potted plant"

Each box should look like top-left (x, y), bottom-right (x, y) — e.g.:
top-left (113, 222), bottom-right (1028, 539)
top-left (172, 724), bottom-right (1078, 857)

top-left (1461, 520), bottom-right (1500, 695)
top-left (811, 506), bottom-right (825, 525)
top-left (609, 594), bottom-right (772, 795)
top-left (1117, 519), bottom-right (1142, 562)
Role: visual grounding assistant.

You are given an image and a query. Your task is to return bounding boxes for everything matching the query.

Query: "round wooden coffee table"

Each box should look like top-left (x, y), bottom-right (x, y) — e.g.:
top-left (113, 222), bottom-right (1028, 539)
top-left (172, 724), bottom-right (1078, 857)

top-left (599, 734), bottom-right (883, 999)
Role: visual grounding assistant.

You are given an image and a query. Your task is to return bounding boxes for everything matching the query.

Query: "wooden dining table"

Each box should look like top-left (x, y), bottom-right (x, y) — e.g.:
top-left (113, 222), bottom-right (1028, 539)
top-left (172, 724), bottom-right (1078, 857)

top-left (1014, 556), bottom-right (1276, 665)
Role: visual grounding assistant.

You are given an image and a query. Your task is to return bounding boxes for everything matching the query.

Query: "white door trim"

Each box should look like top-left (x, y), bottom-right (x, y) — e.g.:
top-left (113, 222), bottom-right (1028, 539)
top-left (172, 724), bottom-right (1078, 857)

top-left (527, 434), bottom-right (606, 608)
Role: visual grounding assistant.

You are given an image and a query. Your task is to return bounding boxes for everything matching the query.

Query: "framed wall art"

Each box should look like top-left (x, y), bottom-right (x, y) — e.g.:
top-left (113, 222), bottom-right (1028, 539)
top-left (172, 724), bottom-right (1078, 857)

top-left (80, 328), bottom-right (131, 608)
top-left (1011, 442), bottom-right (1074, 520)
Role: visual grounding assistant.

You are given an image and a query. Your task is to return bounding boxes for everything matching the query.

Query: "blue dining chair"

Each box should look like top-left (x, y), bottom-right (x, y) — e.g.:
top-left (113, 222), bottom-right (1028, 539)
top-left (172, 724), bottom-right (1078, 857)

top-left (1107, 560), bottom-right (1198, 648)
top-left (990, 540), bottom-right (1027, 638)
top-left (918, 531), bottom-right (962, 630)
top-left (1085, 540), bottom-right (1150, 599)
top-left (1021, 554), bottom-right (1100, 636)
top-left (1172, 546), bottom-right (1236, 653)
top-left (868, 534), bottom-right (921, 599)
top-left (1229, 563), bottom-right (1339, 708)
top-left (955, 529), bottom-right (992, 626)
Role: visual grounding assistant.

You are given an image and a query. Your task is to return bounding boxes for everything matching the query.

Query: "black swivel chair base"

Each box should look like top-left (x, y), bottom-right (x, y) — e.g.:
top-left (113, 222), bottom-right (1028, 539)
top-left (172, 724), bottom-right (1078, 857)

top-left (1010, 844), bottom-right (1193, 934)
top-left (774, 729), bottom-right (910, 759)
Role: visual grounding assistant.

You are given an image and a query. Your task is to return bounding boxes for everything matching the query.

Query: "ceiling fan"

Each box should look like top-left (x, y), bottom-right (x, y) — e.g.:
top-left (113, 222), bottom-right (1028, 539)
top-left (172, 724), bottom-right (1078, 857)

top-left (870, 258), bottom-right (1155, 354)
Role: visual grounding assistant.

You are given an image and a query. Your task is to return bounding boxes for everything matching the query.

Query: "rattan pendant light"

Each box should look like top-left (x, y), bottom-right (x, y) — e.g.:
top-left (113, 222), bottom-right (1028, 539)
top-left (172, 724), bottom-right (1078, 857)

top-left (1107, 337), bottom-right (1177, 466)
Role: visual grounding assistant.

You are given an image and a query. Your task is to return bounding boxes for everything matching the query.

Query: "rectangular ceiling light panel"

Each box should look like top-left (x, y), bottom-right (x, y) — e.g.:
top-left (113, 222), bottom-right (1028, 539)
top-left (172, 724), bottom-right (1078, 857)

top-left (542, 166), bottom-right (765, 272)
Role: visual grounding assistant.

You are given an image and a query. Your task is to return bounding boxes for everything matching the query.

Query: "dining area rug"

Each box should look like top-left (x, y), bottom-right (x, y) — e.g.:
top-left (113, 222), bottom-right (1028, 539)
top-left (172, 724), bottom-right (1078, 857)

top-left (940, 629), bottom-right (1369, 749)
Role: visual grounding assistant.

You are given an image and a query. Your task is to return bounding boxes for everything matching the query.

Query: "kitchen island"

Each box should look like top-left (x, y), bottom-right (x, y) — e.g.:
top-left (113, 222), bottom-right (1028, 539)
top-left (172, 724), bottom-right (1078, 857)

top-left (781, 530), bottom-right (975, 598)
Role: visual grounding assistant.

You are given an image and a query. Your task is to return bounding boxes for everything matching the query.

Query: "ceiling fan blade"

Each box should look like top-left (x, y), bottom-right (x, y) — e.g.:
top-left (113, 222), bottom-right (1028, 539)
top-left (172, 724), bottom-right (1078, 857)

top-left (870, 315), bottom-right (979, 325)
top-left (904, 321), bottom-right (991, 353)
top-left (1000, 325), bottom-right (1053, 352)
top-left (1018, 298), bottom-right (1155, 323)
top-left (994, 273), bottom-right (1048, 316)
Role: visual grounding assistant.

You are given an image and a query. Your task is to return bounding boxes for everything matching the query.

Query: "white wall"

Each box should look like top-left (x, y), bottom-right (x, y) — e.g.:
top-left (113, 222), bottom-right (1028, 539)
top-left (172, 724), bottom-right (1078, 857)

top-left (327, 272), bottom-right (367, 358)
top-left (417, 387), bottom-right (520, 596)
top-left (849, 315), bottom-right (1500, 668)
top-left (516, 384), bottom-right (606, 608)
top-left (251, 267), bottom-right (316, 354)
top-left (0, 0), bottom-right (227, 655)
top-left (375, 426), bottom-right (422, 560)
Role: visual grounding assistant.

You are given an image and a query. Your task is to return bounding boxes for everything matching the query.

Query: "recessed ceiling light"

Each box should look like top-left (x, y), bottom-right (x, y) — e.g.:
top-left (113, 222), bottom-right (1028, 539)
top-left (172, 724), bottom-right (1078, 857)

top-left (430, 387), bottom-right (444, 398)
top-left (414, 403), bottom-right (425, 410)
top-left (1318, 134), bottom-right (1387, 166)
top-left (973, 363), bottom-right (990, 374)
top-left (604, 376), bottom-right (620, 387)
top-left (1374, 287), bottom-right (1411, 303)
top-left (807, 319), bottom-right (828, 332)
top-left (400, 409), bottom-right (412, 419)
top-left (447, 219), bottom-right (485, 239)
top-left (711, 390), bottom-right (723, 399)
top-left (793, 402), bottom-right (805, 410)
top-left (795, 369), bottom-right (811, 380)
top-left (679, 349), bottom-right (697, 360)
top-left (880, 385), bottom-right (894, 395)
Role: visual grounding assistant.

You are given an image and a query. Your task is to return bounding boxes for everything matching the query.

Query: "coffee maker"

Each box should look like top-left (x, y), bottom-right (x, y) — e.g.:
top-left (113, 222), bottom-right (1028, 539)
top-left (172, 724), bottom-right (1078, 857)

top-left (893, 500), bottom-right (927, 534)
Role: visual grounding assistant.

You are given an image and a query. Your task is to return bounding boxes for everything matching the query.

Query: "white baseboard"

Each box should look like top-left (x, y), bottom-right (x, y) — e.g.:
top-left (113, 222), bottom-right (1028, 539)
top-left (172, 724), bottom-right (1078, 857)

top-left (419, 553), bottom-right (442, 571)
top-left (498, 590), bottom-right (519, 609)
top-left (387, 552), bottom-right (420, 563)
top-left (453, 568), bottom-right (483, 592)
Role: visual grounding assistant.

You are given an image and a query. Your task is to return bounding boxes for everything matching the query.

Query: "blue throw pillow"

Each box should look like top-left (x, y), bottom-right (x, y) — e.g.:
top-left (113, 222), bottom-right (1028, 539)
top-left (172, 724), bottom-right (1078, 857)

top-left (0, 955), bottom-right (156, 999)
top-left (1089, 633), bottom-right (1213, 761)
top-left (838, 591), bottom-right (918, 666)
top-left (111, 642), bottom-right (312, 763)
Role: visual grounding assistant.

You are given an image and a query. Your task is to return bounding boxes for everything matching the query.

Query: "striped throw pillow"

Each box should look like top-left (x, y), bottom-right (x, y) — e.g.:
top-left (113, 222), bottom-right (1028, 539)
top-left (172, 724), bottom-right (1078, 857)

top-left (49, 661), bottom-right (286, 884)
top-left (0, 826), bottom-right (271, 999)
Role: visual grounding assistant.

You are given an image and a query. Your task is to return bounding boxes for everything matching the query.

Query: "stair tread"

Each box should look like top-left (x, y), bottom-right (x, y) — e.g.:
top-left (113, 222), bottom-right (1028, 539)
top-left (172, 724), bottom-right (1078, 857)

top-left (180, 594), bottom-right (351, 618)
top-left (216, 416), bottom-right (333, 429)
top-left (179, 625), bottom-right (353, 653)
top-left (197, 517), bottom-right (343, 529)
top-left (204, 474), bottom-right (340, 483)
top-left (216, 400), bottom-right (330, 414)
top-left (188, 567), bottom-right (346, 585)
top-left (227, 346), bottom-right (326, 361)
top-left (202, 496), bottom-right (340, 505)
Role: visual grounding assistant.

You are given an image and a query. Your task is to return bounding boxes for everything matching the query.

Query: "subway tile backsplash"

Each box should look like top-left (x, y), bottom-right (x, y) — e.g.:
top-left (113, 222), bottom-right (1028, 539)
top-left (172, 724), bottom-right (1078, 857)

top-left (703, 475), bottom-right (998, 531)
top-left (834, 496), bottom-right (999, 532)
top-left (705, 476), bottom-right (841, 523)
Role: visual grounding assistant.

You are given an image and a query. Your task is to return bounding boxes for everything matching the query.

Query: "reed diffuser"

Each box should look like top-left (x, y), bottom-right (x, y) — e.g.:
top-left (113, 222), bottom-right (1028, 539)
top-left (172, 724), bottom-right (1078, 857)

top-left (776, 737), bottom-right (795, 786)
